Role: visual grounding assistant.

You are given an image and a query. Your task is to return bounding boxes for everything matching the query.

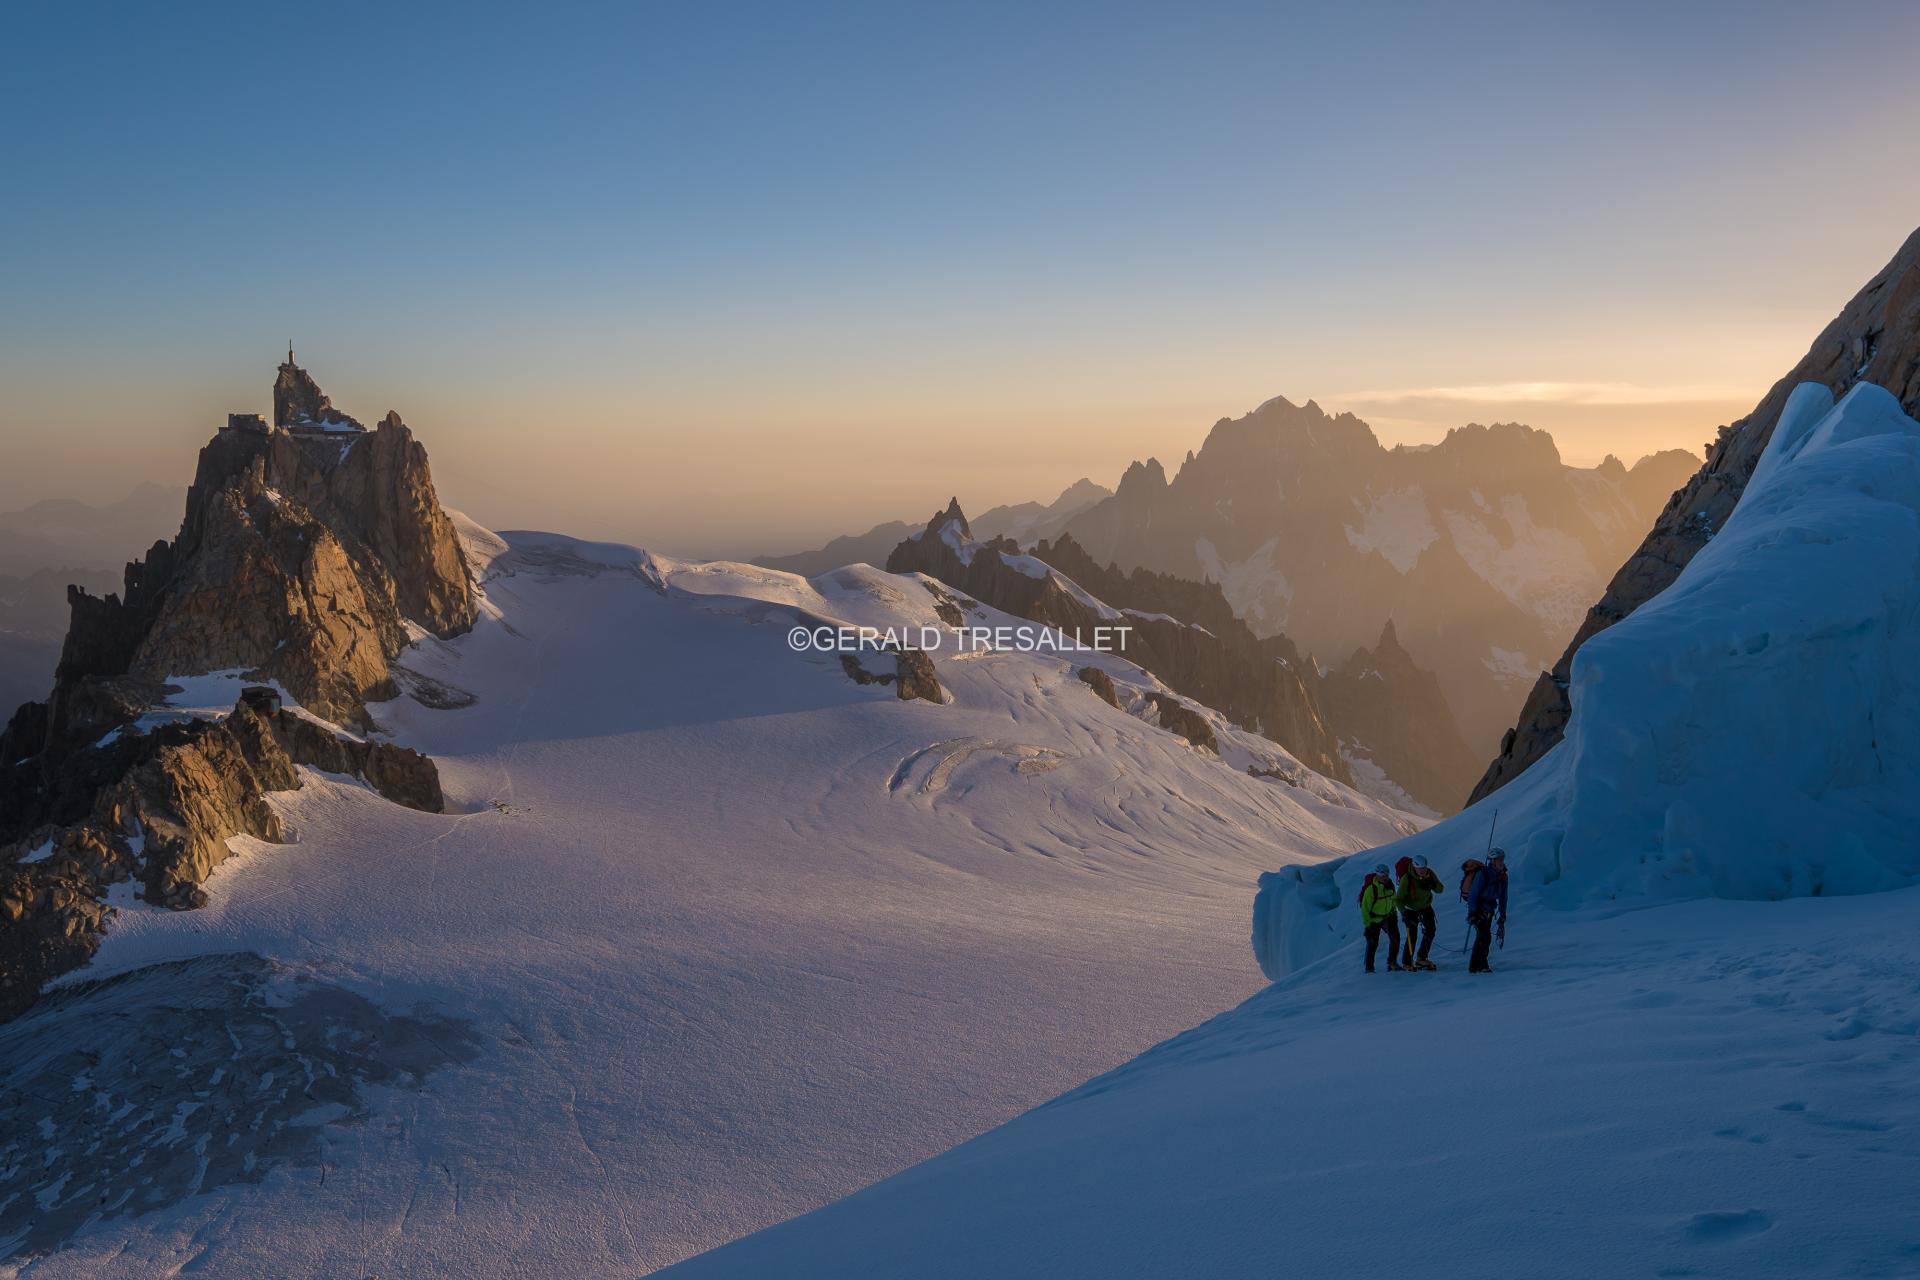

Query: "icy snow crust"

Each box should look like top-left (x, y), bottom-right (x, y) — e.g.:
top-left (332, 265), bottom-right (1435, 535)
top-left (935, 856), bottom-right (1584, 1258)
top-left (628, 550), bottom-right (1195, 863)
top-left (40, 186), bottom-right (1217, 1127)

top-left (660, 383), bottom-right (1920, 1278)
top-left (12, 524), bottom-right (1411, 1276)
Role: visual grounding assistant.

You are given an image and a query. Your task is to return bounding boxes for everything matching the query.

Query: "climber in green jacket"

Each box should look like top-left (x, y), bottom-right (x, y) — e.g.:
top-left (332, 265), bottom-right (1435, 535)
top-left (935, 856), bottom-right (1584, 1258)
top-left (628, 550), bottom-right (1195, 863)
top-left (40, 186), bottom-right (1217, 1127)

top-left (1359, 863), bottom-right (1403, 972)
top-left (1394, 853), bottom-right (1444, 969)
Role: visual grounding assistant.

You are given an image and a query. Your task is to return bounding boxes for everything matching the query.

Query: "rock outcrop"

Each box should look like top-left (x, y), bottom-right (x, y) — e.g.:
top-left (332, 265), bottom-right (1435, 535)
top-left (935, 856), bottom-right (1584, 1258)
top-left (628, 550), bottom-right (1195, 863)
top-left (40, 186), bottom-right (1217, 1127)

top-left (1319, 621), bottom-right (1478, 813)
top-left (838, 648), bottom-right (946, 704)
top-left (0, 697), bottom-right (444, 1020)
top-left (274, 350), bottom-right (361, 429)
top-left (1471, 225), bottom-right (1920, 803)
top-left (886, 502), bottom-right (1352, 784)
top-left (0, 355), bottom-right (466, 1023)
top-left (1145, 692), bottom-right (1218, 752)
top-left (1077, 666), bottom-right (1120, 708)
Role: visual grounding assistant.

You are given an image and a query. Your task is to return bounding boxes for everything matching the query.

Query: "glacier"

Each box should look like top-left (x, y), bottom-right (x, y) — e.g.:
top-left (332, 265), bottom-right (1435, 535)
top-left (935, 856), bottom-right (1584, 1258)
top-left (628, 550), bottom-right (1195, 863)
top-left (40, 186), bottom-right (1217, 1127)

top-left (1, 521), bottom-right (1414, 1276)
top-left (660, 383), bottom-right (1920, 1279)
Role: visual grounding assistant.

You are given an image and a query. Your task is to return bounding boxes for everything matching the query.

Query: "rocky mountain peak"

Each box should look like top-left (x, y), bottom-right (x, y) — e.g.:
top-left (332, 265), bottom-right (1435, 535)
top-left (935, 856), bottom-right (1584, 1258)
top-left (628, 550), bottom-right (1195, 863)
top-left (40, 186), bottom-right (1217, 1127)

top-left (1053, 477), bottom-right (1109, 508)
top-left (1431, 421), bottom-right (1564, 479)
top-left (1115, 458), bottom-right (1168, 498)
top-left (273, 351), bottom-right (361, 430)
top-left (927, 497), bottom-right (972, 542)
top-left (4, 359), bottom-right (474, 771)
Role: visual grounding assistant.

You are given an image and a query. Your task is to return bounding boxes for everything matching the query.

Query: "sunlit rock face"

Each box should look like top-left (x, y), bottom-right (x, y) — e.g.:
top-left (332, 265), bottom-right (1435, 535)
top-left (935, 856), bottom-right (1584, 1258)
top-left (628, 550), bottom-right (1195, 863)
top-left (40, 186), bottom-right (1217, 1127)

top-left (1475, 224), bottom-right (1920, 803)
top-left (1061, 395), bottom-right (1697, 781)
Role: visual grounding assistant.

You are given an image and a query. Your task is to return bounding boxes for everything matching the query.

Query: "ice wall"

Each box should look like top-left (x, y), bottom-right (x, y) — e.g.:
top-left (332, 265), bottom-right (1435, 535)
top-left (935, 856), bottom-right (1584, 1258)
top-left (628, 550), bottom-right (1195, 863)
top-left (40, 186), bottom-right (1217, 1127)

top-left (1256, 383), bottom-right (1920, 979)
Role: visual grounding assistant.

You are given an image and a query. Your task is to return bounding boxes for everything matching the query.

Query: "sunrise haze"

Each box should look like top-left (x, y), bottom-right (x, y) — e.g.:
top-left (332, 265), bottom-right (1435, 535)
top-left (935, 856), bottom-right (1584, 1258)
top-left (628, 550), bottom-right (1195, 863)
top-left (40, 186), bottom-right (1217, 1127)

top-left (5, 0), bottom-right (1918, 557)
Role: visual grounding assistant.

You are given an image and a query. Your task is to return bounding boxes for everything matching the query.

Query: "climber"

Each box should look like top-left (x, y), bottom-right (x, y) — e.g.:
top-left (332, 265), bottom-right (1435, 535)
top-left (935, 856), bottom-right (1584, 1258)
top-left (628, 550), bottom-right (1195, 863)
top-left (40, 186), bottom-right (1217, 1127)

top-left (1360, 862), bottom-right (1403, 973)
top-left (1465, 847), bottom-right (1509, 974)
top-left (1394, 853), bottom-right (1443, 969)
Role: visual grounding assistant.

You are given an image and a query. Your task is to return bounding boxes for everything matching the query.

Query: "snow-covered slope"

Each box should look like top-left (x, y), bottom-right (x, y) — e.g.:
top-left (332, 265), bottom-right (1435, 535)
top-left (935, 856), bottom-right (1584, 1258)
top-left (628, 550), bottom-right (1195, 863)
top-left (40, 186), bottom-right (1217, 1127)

top-left (664, 891), bottom-right (1920, 1280)
top-left (660, 383), bottom-right (1920, 1279)
top-left (1, 521), bottom-right (1412, 1275)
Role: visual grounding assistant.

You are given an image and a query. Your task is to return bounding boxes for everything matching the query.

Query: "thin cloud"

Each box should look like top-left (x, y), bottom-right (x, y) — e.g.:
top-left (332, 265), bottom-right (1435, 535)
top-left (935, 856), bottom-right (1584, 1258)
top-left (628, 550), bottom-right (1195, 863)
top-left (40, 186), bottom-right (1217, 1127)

top-left (1338, 381), bottom-right (1749, 407)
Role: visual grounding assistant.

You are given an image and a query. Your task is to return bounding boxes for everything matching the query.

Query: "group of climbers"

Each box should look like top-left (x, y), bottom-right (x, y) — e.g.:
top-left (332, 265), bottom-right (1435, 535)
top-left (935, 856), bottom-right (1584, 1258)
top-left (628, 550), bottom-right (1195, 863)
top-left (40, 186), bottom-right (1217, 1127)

top-left (1357, 848), bottom-right (1508, 974)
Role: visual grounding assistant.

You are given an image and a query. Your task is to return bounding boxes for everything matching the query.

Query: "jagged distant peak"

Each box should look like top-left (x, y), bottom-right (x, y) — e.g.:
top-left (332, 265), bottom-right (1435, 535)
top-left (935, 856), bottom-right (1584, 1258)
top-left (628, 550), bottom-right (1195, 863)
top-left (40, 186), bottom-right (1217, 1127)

top-left (1116, 458), bottom-right (1168, 496)
top-left (924, 496), bottom-right (972, 542)
top-left (1051, 476), bottom-right (1110, 506)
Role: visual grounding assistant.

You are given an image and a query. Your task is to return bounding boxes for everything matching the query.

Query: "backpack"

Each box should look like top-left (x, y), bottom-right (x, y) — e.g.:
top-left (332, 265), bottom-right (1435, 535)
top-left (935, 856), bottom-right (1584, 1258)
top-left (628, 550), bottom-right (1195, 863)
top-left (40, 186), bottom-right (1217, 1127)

top-left (1459, 859), bottom-right (1484, 905)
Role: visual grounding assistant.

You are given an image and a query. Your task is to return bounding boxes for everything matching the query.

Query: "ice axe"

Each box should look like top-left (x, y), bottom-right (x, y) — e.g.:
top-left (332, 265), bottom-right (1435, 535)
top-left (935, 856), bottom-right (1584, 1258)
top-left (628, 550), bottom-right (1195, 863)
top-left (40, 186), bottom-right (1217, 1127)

top-left (1487, 808), bottom-right (1504, 951)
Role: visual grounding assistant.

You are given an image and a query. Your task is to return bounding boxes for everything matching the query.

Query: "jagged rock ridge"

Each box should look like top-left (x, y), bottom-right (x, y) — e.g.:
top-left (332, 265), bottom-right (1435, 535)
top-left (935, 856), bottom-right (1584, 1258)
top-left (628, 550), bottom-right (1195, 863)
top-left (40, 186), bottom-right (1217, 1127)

top-left (753, 478), bottom-right (1112, 577)
top-left (10, 357), bottom-right (473, 772)
top-left (1059, 398), bottom-right (1698, 768)
top-left (0, 355), bottom-right (470, 1022)
top-left (1, 696), bottom-right (442, 1020)
top-left (1319, 620), bottom-right (1479, 812)
top-left (886, 504), bottom-right (1476, 812)
top-left (1472, 224), bottom-right (1920, 802)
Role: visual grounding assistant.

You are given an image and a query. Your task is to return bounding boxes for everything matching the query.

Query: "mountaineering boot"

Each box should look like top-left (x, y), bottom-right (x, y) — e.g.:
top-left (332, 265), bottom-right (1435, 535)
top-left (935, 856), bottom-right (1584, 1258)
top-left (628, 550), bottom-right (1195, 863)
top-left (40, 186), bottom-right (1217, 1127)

top-left (1415, 958), bottom-right (1437, 971)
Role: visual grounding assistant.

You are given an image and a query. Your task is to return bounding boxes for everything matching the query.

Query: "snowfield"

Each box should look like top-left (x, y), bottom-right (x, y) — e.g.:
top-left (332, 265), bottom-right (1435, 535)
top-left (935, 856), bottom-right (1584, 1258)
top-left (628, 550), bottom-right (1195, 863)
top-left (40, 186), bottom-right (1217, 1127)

top-left (2, 523), bottom-right (1412, 1276)
top-left (660, 381), bottom-right (1920, 1278)
top-left (665, 891), bottom-right (1920, 1280)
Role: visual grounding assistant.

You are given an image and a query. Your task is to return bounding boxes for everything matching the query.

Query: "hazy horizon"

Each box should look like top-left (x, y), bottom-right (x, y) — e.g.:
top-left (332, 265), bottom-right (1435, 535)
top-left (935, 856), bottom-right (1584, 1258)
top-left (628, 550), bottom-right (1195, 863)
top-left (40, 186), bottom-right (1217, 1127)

top-left (7, 1), bottom-right (1920, 559)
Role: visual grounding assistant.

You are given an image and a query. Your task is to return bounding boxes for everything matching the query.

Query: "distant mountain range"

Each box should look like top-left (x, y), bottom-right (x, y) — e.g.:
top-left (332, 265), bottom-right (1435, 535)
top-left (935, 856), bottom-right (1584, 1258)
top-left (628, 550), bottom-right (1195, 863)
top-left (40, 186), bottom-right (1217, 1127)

top-left (760, 407), bottom-right (1696, 789)
top-left (755, 479), bottom-right (1110, 577)
top-left (0, 484), bottom-right (184, 717)
top-left (0, 482), bottom-right (179, 576)
top-left (1058, 401), bottom-right (1697, 760)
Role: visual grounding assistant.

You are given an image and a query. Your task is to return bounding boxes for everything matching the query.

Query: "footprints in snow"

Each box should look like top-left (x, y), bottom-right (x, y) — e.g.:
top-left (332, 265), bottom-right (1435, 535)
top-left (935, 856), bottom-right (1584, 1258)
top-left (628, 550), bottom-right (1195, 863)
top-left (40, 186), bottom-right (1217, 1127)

top-left (1680, 1208), bottom-right (1775, 1245)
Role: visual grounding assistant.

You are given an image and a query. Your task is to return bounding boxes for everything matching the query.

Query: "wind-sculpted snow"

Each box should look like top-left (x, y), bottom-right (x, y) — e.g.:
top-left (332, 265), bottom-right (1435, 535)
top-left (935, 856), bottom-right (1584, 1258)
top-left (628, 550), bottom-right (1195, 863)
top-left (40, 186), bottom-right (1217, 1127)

top-left (1255, 381), bottom-right (1920, 980)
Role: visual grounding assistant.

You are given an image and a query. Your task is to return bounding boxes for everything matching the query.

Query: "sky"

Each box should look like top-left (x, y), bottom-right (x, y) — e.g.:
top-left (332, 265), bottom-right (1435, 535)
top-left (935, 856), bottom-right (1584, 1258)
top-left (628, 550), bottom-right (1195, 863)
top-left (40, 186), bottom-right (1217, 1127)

top-left (3, 0), bottom-right (1919, 559)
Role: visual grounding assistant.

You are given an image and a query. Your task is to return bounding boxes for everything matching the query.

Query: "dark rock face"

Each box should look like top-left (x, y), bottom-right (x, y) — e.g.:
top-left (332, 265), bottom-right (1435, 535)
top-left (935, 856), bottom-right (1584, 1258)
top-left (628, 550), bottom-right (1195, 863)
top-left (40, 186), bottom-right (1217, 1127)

top-left (5, 360), bottom-right (473, 793)
top-left (1320, 621), bottom-right (1478, 812)
top-left (1146, 692), bottom-right (1218, 752)
top-left (886, 505), bottom-right (1351, 782)
top-left (1471, 225), bottom-right (1920, 803)
top-left (894, 647), bottom-right (943, 704)
top-left (274, 354), bottom-right (361, 429)
top-left (0, 358), bottom-right (465, 1023)
top-left (838, 647), bottom-right (945, 704)
top-left (0, 698), bottom-right (444, 1020)
top-left (1077, 665), bottom-right (1120, 708)
top-left (266, 707), bottom-right (445, 812)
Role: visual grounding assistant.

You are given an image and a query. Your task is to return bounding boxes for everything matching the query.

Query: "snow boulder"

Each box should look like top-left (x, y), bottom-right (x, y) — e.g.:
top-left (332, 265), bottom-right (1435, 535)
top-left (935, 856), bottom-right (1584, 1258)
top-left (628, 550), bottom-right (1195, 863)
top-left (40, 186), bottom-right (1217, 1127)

top-left (1255, 382), bottom-right (1920, 978)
